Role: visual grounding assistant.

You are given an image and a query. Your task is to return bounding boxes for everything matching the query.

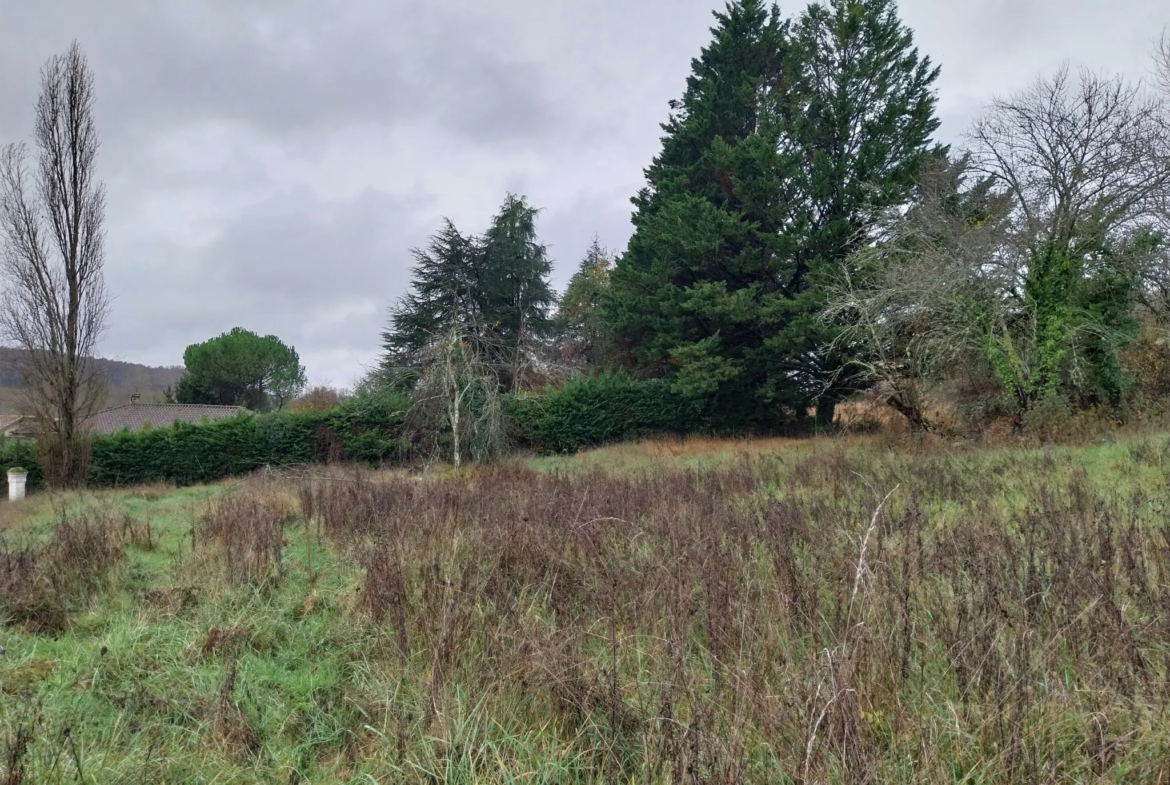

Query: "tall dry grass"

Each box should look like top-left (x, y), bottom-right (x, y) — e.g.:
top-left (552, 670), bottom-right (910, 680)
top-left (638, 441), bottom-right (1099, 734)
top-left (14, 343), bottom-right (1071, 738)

top-left (285, 443), bottom-right (1170, 783)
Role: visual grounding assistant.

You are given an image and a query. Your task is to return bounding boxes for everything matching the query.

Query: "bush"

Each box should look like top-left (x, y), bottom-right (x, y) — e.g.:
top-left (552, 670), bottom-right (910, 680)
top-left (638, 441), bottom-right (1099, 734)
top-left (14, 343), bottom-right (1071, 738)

top-left (1122, 318), bottom-right (1170, 410)
top-left (89, 393), bottom-right (408, 487)
top-left (0, 438), bottom-right (42, 493)
top-left (510, 372), bottom-right (702, 454)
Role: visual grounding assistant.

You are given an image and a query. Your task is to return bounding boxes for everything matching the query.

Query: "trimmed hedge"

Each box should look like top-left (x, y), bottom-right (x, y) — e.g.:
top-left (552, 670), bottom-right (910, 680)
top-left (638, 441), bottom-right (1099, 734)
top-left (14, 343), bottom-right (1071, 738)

top-left (90, 394), bottom-right (408, 487)
top-left (511, 372), bottom-right (702, 454)
top-left (1, 437), bottom-right (42, 494)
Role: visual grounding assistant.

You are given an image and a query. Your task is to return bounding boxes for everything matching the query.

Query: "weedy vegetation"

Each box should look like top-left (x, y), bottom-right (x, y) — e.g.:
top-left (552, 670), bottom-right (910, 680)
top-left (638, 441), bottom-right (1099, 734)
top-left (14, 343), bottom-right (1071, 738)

top-left (2, 436), bottom-right (1170, 782)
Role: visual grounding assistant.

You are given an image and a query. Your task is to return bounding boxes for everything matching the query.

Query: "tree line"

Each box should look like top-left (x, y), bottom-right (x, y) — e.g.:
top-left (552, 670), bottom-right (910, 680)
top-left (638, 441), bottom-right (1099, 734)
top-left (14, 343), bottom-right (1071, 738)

top-left (380, 0), bottom-right (1170, 442)
top-left (4, 3), bottom-right (1170, 484)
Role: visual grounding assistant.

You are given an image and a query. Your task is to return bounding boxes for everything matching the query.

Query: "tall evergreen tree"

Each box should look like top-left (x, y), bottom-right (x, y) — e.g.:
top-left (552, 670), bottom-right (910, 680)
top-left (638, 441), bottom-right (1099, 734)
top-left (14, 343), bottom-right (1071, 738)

top-left (381, 220), bottom-right (480, 375)
top-left (780, 0), bottom-right (941, 422)
top-left (380, 194), bottom-right (554, 390)
top-left (604, 0), bottom-right (797, 428)
top-left (604, 0), bottom-right (940, 428)
top-left (478, 194), bottom-right (555, 378)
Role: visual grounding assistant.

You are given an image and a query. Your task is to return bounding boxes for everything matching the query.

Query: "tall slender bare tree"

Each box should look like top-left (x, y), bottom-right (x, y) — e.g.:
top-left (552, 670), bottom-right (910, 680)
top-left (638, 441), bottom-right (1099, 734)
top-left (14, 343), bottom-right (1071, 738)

top-left (0, 42), bottom-right (110, 486)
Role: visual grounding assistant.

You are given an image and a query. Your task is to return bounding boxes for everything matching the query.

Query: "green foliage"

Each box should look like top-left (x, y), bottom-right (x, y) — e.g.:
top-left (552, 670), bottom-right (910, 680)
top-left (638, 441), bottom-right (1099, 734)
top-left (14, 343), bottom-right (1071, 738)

top-left (605, 0), bottom-right (940, 427)
top-left (774, 0), bottom-right (942, 409)
top-left (380, 194), bottom-right (554, 389)
top-left (510, 372), bottom-right (702, 454)
top-left (0, 437), bottom-right (42, 491)
top-left (381, 220), bottom-right (480, 375)
top-left (7, 437), bottom-right (1170, 781)
top-left (479, 194), bottom-right (556, 352)
top-left (985, 234), bottom-right (1147, 414)
top-left (89, 394), bottom-right (407, 487)
top-left (176, 327), bottom-right (307, 411)
top-left (553, 238), bottom-right (613, 365)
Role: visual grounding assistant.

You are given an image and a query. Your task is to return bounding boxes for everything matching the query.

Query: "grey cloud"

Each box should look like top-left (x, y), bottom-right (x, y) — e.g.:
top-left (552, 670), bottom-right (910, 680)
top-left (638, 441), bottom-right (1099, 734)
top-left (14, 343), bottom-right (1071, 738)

top-left (103, 187), bottom-right (429, 369)
top-left (3, 0), bottom-right (1166, 385)
top-left (2, 1), bottom-right (561, 146)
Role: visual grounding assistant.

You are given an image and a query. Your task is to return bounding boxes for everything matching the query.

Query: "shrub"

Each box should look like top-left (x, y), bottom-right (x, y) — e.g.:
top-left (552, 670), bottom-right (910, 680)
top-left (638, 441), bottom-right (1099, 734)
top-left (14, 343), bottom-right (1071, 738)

top-left (510, 372), bottom-right (702, 454)
top-left (0, 508), bottom-right (123, 634)
top-left (1122, 317), bottom-right (1170, 409)
top-left (200, 491), bottom-right (291, 585)
top-left (89, 393), bottom-right (408, 487)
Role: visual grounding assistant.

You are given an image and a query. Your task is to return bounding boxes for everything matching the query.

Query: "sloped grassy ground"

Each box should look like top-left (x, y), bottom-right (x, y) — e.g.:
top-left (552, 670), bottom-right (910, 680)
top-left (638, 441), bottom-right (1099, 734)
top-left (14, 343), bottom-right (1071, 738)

top-left (2, 435), bottom-right (1170, 783)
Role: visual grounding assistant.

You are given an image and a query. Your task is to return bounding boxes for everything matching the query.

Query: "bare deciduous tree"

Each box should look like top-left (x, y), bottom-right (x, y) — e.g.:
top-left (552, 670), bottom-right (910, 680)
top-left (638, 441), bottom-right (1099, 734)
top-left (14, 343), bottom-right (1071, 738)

top-left (826, 156), bottom-right (1012, 431)
top-left (0, 42), bottom-right (110, 486)
top-left (1156, 29), bottom-right (1170, 96)
top-left (968, 65), bottom-right (1170, 239)
top-left (404, 325), bottom-right (508, 469)
top-left (830, 66), bottom-right (1170, 429)
top-left (969, 66), bottom-right (1170, 411)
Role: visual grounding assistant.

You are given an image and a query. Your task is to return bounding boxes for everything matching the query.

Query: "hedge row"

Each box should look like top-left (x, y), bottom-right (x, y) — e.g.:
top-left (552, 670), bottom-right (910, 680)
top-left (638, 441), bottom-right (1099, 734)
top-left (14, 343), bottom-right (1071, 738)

top-left (89, 394), bottom-right (408, 487)
top-left (6, 376), bottom-right (701, 491)
top-left (510, 372), bottom-right (702, 454)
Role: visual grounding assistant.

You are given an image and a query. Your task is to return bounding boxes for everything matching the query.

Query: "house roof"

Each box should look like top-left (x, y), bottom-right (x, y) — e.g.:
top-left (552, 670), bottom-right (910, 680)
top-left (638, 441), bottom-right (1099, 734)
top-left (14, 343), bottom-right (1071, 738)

top-left (1, 415), bottom-right (40, 439)
top-left (84, 403), bottom-right (247, 434)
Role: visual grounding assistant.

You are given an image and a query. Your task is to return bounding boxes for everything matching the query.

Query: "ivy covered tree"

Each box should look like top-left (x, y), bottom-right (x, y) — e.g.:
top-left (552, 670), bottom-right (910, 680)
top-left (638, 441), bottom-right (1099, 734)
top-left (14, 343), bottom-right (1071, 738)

top-left (176, 327), bottom-right (307, 411)
top-left (964, 67), bottom-right (1170, 414)
top-left (825, 66), bottom-right (1170, 432)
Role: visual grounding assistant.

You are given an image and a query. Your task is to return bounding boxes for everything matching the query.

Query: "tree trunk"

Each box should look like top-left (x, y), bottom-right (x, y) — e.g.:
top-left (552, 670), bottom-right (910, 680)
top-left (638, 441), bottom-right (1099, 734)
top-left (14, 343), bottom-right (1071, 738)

top-left (886, 395), bottom-right (932, 433)
top-left (815, 398), bottom-right (837, 429)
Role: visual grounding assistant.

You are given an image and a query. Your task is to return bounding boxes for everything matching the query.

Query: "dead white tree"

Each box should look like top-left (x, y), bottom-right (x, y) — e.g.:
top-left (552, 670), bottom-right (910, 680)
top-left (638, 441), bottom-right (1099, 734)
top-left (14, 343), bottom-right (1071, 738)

top-left (0, 42), bottom-right (110, 486)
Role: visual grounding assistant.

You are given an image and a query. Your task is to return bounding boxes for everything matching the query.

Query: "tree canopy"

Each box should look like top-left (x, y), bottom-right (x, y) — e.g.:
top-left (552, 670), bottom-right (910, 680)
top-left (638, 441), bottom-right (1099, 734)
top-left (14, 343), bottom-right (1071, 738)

top-left (176, 328), bottom-right (307, 411)
top-left (604, 0), bottom-right (940, 429)
top-left (380, 193), bottom-right (554, 390)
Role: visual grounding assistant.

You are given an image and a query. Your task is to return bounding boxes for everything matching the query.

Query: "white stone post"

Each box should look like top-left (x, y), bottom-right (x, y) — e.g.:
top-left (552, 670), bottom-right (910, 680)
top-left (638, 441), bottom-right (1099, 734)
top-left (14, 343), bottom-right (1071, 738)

top-left (6, 469), bottom-right (27, 501)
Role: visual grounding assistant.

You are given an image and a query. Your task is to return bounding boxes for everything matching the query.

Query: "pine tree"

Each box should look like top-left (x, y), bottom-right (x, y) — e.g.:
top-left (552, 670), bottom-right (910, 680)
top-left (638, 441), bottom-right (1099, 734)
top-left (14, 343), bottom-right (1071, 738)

top-left (780, 0), bottom-right (941, 422)
top-left (380, 194), bottom-right (554, 390)
top-left (604, 0), bottom-right (797, 428)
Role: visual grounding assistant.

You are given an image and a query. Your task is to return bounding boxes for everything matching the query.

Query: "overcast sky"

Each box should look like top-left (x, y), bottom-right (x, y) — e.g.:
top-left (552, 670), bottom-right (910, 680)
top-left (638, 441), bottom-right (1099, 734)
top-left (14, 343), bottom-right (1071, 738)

top-left (1, 1), bottom-right (1167, 387)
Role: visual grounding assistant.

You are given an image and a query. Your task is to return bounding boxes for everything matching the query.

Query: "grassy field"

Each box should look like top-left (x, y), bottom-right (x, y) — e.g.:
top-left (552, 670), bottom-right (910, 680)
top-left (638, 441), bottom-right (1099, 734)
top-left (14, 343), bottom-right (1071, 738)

top-left (2, 434), bottom-right (1170, 783)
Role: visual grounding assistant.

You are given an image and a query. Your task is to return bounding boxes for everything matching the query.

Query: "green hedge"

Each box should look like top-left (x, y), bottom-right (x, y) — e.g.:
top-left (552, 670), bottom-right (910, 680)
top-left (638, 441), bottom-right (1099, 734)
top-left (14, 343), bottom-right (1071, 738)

top-left (1, 437), bottom-right (42, 494)
top-left (89, 394), bottom-right (408, 487)
top-left (510, 372), bottom-right (702, 454)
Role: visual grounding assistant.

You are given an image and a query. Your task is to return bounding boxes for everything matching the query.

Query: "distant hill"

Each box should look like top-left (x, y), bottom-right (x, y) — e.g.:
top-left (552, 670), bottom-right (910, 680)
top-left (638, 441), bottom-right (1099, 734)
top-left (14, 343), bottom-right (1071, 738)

top-left (0, 348), bottom-right (183, 414)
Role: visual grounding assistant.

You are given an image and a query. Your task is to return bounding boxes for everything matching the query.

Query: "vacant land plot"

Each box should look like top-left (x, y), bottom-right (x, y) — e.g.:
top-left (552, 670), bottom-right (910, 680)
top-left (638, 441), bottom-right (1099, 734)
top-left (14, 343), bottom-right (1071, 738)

top-left (2, 436), bottom-right (1170, 783)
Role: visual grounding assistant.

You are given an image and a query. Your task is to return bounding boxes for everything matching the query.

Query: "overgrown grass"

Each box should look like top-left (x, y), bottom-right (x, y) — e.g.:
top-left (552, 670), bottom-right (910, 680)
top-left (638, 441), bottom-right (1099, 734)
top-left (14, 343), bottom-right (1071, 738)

top-left (2, 435), bottom-right (1170, 782)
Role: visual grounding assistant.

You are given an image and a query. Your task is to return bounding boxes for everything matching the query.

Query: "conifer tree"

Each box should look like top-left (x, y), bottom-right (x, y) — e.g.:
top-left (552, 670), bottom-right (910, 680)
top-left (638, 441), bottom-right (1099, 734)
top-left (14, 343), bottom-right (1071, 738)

top-left (478, 194), bottom-right (555, 383)
top-left (380, 220), bottom-right (481, 379)
top-left (780, 0), bottom-right (941, 422)
top-left (555, 238), bottom-right (613, 366)
top-left (604, 0), bottom-right (940, 428)
top-left (605, 0), bottom-right (796, 428)
top-left (380, 194), bottom-right (554, 390)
